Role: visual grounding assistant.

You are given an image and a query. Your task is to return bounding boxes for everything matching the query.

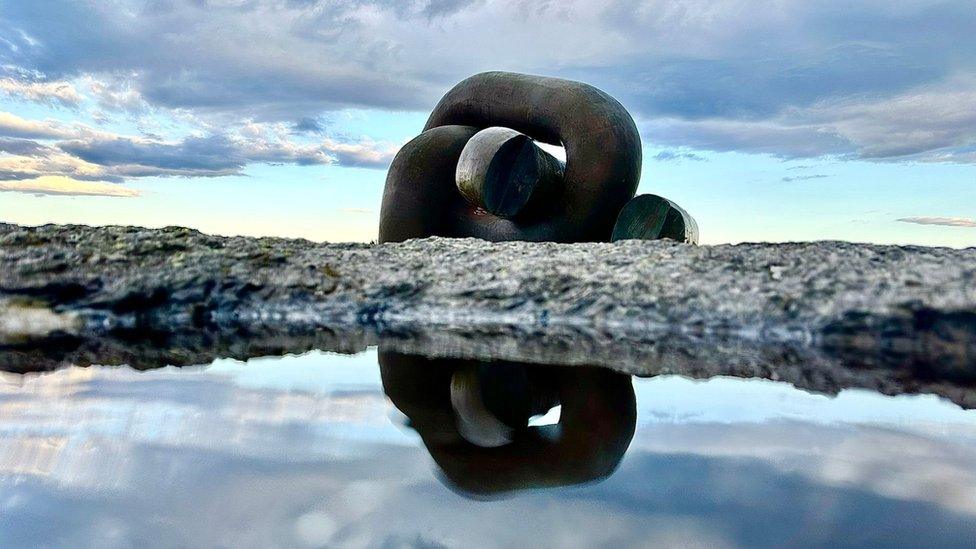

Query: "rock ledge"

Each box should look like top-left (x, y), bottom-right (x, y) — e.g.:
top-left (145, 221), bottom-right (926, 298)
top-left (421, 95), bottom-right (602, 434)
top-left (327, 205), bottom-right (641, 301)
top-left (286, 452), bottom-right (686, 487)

top-left (1, 222), bottom-right (974, 373)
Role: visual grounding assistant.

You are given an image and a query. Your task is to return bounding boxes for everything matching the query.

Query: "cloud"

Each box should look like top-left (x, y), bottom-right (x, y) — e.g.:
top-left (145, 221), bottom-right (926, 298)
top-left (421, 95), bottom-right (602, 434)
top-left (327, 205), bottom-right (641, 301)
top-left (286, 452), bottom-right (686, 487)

top-left (420, 0), bottom-right (483, 19)
top-left (803, 80), bottom-right (976, 162)
top-left (59, 135), bottom-right (249, 175)
top-left (0, 137), bottom-right (50, 156)
top-left (0, 146), bottom-right (116, 182)
top-left (645, 78), bottom-right (976, 162)
top-left (897, 217), bottom-right (976, 228)
top-left (782, 174), bottom-right (829, 182)
top-left (84, 76), bottom-right (147, 114)
top-left (58, 132), bottom-right (398, 176)
top-left (0, 175), bottom-right (140, 197)
top-left (0, 111), bottom-right (76, 139)
top-left (0, 1), bottom-right (437, 120)
top-left (644, 117), bottom-right (855, 159)
top-left (292, 117), bottom-right (325, 135)
top-left (2, 1), bottom-right (976, 162)
top-left (0, 112), bottom-right (400, 191)
top-left (0, 77), bottom-right (82, 107)
top-left (652, 150), bottom-right (705, 162)
top-left (320, 138), bottom-right (400, 169)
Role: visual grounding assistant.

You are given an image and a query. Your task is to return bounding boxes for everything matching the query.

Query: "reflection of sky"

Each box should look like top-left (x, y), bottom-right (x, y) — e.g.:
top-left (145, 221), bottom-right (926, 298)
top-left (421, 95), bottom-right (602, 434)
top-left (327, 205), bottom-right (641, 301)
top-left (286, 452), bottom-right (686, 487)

top-left (3, 350), bottom-right (976, 547)
top-left (635, 375), bottom-right (976, 435)
top-left (204, 350), bottom-right (384, 394)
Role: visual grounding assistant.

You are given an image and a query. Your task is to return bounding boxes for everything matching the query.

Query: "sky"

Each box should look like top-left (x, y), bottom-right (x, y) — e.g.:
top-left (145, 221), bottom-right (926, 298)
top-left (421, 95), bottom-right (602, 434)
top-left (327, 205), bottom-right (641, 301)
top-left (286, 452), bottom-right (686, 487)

top-left (0, 0), bottom-right (974, 247)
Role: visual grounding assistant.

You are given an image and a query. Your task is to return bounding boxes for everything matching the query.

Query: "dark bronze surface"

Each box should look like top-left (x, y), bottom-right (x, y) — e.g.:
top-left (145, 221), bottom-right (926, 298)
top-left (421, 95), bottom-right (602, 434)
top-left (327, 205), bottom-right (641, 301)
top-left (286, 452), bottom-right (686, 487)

top-left (380, 71), bottom-right (642, 243)
top-left (379, 125), bottom-right (479, 242)
top-left (379, 351), bottom-right (637, 498)
top-left (612, 194), bottom-right (700, 243)
top-left (454, 127), bottom-right (564, 220)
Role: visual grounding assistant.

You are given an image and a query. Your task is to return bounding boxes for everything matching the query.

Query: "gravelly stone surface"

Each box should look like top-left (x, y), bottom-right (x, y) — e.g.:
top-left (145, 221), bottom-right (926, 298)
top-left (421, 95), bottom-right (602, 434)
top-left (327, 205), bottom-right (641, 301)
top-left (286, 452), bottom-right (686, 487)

top-left (1, 222), bottom-right (974, 376)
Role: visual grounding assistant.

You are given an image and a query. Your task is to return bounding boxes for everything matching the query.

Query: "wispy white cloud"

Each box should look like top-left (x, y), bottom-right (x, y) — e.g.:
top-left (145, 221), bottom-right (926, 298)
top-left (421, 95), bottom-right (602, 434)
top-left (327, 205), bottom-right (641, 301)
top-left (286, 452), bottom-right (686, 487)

top-left (0, 111), bottom-right (77, 139)
top-left (321, 138), bottom-right (400, 169)
top-left (652, 150), bottom-right (705, 162)
top-left (897, 216), bottom-right (976, 228)
top-left (782, 174), bottom-right (829, 182)
top-left (0, 77), bottom-right (83, 107)
top-left (0, 175), bottom-right (140, 197)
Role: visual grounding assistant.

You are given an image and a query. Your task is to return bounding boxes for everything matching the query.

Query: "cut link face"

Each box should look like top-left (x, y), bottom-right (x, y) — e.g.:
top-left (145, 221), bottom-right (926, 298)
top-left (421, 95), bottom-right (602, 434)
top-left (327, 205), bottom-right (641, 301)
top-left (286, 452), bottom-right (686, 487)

top-left (455, 126), bottom-right (564, 220)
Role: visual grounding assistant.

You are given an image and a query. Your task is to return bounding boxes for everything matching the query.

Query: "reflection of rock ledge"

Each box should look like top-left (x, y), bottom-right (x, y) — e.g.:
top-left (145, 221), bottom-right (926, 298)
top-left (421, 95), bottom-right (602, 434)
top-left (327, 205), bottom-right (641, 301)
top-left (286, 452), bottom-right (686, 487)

top-left (1, 223), bottom-right (974, 403)
top-left (4, 324), bottom-right (976, 410)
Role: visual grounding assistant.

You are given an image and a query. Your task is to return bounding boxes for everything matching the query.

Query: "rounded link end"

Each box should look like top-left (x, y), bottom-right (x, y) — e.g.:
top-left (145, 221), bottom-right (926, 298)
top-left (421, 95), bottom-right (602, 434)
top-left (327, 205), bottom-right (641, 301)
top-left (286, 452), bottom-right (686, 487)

top-left (611, 194), bottom-right (699, 244)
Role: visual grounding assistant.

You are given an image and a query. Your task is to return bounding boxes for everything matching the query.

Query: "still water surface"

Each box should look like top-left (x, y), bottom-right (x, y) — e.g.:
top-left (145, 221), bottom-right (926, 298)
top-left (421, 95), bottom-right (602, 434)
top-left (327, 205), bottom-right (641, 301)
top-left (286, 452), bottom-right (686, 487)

top-left (2, 348), bottom-right (976, 548)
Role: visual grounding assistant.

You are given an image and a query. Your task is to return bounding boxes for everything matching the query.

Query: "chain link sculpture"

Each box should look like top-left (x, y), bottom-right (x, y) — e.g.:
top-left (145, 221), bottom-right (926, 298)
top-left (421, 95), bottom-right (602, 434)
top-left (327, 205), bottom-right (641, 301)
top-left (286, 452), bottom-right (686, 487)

top-left (379, 71), bottom-right (697, 244)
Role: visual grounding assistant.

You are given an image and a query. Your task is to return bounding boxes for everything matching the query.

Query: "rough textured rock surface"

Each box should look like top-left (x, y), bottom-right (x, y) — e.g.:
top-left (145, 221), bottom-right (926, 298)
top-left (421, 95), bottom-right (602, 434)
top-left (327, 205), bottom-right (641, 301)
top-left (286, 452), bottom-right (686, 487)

top-left (1, 222), bottom-right (974, 388)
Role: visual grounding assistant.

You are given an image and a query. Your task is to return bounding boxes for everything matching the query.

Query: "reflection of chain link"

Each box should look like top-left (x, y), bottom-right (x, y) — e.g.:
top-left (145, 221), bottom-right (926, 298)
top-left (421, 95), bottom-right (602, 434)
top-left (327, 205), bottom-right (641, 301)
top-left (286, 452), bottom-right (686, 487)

top-left (379, 352), bottom-right (636, 498)
top-left (379, 71), bottom-right (697, 244)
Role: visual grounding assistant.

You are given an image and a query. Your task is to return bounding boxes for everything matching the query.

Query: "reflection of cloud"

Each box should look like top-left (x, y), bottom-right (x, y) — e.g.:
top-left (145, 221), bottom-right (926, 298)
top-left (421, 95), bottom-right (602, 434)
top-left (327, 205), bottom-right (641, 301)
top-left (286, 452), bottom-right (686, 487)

top-left (0, 175), bottom-right (140, 197)
top-left (629, 376), bottom-right (976, 516)
top-left (0, 362), bottom-right (402, 474)
top-left (633, 422), bottom-right (976, 517)
top-left (898, 216), bottom-right (976, 228)
top-left (0, 436), bottom-right (67, 475)
top-left (3, 361), bottom-right (976, 546)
